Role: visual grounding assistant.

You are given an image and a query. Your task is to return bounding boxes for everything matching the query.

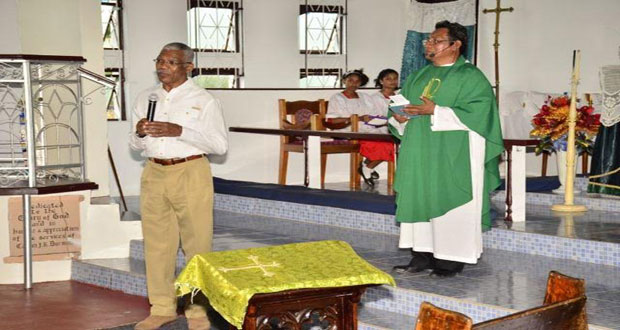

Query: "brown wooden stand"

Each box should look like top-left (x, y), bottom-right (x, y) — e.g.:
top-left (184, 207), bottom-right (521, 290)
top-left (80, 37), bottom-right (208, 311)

top-left (233, 285), bottom-right (372, 330)
top-left (502, 139), bottom-right (538, 222)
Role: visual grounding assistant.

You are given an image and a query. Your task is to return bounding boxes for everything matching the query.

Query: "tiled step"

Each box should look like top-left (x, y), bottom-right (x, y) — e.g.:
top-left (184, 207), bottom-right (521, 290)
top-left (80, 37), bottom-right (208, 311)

top-left (214, 195), bottom-right (620, 267)
top-left (491, 189), bottom-right (620, 212)
top-left (490, 186), bottom-right (620, 213)
top-left (358, 307), bottom-right (413, 330)
top-left (72, 258), bottom-right (148, 298)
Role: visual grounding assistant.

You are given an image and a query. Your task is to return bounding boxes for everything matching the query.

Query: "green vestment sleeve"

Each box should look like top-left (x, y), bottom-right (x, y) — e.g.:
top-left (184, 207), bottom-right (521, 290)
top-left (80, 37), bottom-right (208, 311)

top-left (389, 56), bottom-right (503, 230)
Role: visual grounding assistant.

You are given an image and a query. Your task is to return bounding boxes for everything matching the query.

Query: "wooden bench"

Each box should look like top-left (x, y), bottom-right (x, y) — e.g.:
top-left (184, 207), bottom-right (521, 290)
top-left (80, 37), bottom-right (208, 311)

top-left (415, 271), bottom-right (588, 330)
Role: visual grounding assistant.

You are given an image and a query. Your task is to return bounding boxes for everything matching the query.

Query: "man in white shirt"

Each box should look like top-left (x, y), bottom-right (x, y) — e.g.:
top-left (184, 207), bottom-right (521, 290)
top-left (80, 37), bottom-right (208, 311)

top-left (129, 42), bottom-right (228, 330)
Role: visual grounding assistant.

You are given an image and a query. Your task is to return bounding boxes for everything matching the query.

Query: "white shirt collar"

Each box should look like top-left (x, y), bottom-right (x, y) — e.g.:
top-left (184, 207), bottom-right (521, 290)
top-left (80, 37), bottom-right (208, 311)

top-left (159, 78), bottom-right (193, 94)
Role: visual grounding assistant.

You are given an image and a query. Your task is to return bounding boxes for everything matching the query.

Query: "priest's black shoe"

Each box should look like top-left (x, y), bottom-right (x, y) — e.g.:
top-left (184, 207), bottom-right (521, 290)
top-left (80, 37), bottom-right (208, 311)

top-left (429, 268), bottom-right (460, 278)
top-left (429, 260), bottom-right (464, 278)
top-left (393, 252), bottom-right (434, 273)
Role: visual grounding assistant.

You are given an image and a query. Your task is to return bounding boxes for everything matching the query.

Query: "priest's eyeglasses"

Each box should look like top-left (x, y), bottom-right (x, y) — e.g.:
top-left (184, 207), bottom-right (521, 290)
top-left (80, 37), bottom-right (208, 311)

top-left (422, 38), bottom-right (452, 46)
top-left (153, 59), bottom-right (192, 67)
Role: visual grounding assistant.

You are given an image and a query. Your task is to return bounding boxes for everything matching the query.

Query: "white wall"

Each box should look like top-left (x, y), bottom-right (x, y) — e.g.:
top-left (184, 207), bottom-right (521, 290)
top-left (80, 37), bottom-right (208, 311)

top-left (17, 0), bottom-right (81, 54)
top-left (0, 0), bottom-right (21, 53)
top-left (117, 0), bottom-right (406, 101)
top-left (1, 0), bottom-right (617, 282)
top-left (0, 0), bottom-right (136, 284)
top-left (122, 0), bottom-right (187, 105)
top-left (108, 0), bottom-right (620, 196)
top-left (478, 0), bottom-right (620, 95)
top-left (477, 0), bottom-right (620, 175)
top-left (242, 0), bottom-right (299, 88)
top-left (347, 0), bottom-right (406, 78)
top-left (12, 0), bottom-right (111, 196)
top-left (108, 0), bottom-right (407, 196)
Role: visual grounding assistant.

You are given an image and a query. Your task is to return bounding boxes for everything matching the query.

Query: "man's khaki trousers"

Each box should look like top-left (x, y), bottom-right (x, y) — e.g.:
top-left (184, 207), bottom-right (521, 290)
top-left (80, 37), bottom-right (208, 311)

top-left (140, 157), bottom-right (213, 318)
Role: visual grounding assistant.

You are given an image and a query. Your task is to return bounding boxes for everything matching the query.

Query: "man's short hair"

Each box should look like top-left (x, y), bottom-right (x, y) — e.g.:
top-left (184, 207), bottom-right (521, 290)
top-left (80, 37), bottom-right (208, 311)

top-left (161, 42), bottom-right (194, 62)
top-left (435, 21), bottom-right (468, 56)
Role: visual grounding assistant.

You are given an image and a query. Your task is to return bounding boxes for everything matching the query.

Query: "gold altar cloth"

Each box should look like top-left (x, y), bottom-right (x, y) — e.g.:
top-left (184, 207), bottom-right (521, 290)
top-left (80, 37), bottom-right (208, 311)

top-left (175, 240), bottom-right (395, 328)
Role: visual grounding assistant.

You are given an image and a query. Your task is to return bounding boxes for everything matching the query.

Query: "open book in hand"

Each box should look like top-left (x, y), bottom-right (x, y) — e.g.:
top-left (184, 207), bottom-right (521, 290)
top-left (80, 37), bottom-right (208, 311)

top-left (388, 94), bottom-right (416, 118)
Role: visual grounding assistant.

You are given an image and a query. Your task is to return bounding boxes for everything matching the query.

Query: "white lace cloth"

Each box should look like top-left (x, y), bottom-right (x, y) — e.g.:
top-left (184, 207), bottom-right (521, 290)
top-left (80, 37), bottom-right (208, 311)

top-left (600, 65), bottom-right (620, 127)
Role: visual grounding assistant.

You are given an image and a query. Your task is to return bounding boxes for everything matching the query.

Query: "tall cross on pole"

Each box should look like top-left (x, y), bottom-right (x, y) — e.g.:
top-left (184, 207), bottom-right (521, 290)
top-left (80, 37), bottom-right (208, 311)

top-left (483, 0), bottom-right (513, 104)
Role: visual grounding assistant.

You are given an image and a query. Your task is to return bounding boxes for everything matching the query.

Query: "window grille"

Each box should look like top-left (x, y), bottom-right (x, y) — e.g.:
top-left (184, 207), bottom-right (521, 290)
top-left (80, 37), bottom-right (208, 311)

top-left (299, 0), bottom-right (347, 88)
top-left (101, 0), bottom-right (126, 120)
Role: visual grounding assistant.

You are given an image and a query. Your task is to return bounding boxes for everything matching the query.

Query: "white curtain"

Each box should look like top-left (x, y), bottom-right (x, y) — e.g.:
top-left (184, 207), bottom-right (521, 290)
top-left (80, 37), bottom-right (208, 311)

top-left (600, 64), bottom-right (620, 127)
top-left (406, 0), bottom-right (477, 33)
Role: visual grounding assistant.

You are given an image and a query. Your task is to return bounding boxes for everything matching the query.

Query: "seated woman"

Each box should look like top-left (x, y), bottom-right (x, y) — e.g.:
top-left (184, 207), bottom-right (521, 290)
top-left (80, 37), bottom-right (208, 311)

top-left (327, 69), bottom-right (396, 186)
top-left (363, 69), bottom-right (399, 183)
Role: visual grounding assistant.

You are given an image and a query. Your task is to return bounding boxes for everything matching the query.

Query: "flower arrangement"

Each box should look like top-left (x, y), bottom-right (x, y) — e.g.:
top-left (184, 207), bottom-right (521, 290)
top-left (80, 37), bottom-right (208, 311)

top-left (530, 95), bottom-right (601, 155)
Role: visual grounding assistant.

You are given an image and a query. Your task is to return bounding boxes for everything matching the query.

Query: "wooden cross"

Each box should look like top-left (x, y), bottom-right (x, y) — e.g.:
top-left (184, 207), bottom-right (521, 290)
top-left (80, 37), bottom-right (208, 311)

top-left (483, 0), bottom-right (514, 104)
top-left (218, 255), bottom-right (281, 277)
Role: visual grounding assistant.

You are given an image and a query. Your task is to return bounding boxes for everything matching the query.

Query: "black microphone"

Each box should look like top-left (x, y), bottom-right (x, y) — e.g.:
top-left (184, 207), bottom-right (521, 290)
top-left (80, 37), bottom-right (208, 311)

top-left (428, 42), bottom-right (454, 58)
top-left (147, 93), bottom-right (158, 121)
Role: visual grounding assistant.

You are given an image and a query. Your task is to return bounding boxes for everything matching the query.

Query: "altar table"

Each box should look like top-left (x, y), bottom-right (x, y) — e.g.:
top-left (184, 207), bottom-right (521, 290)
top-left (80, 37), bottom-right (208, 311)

top-left (229, 127), bottom-right (393, 189)
top-left (229, 127), bottom-right (534, 223)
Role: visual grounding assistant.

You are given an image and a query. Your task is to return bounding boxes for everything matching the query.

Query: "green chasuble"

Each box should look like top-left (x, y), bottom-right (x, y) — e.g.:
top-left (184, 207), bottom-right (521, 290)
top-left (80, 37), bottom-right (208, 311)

top-left (389, 56), bottom-right (503, 230)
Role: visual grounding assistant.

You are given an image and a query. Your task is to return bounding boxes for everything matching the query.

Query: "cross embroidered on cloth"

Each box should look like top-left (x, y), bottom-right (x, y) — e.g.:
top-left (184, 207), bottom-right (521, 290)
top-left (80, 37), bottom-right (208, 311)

top-left (422, 78), bottom-right (441, 99)
top-left (218, 255), bottom-right (281, 277)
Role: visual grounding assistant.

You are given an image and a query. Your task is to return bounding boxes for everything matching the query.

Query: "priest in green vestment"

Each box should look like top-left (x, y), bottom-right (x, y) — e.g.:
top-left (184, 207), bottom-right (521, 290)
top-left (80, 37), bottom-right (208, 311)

top-left (389, 21), bottom-right (503, 277)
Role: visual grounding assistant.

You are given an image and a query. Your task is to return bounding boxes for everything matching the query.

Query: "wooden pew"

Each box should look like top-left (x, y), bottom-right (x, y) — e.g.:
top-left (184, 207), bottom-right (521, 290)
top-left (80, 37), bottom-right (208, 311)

top-left (414, 271), bottom-right (588, 330)
top-left (473, 296), bottom-right (586, 330)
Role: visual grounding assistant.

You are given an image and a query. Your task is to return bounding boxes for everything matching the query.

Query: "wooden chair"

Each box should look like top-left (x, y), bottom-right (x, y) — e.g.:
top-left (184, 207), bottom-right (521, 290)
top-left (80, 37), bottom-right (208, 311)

top-left (278, 99), bottom-right (360, 188)
top-left (415, 271), bottom-right (588, 330)
top-left (317, 107), bottom-right (396, 190)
